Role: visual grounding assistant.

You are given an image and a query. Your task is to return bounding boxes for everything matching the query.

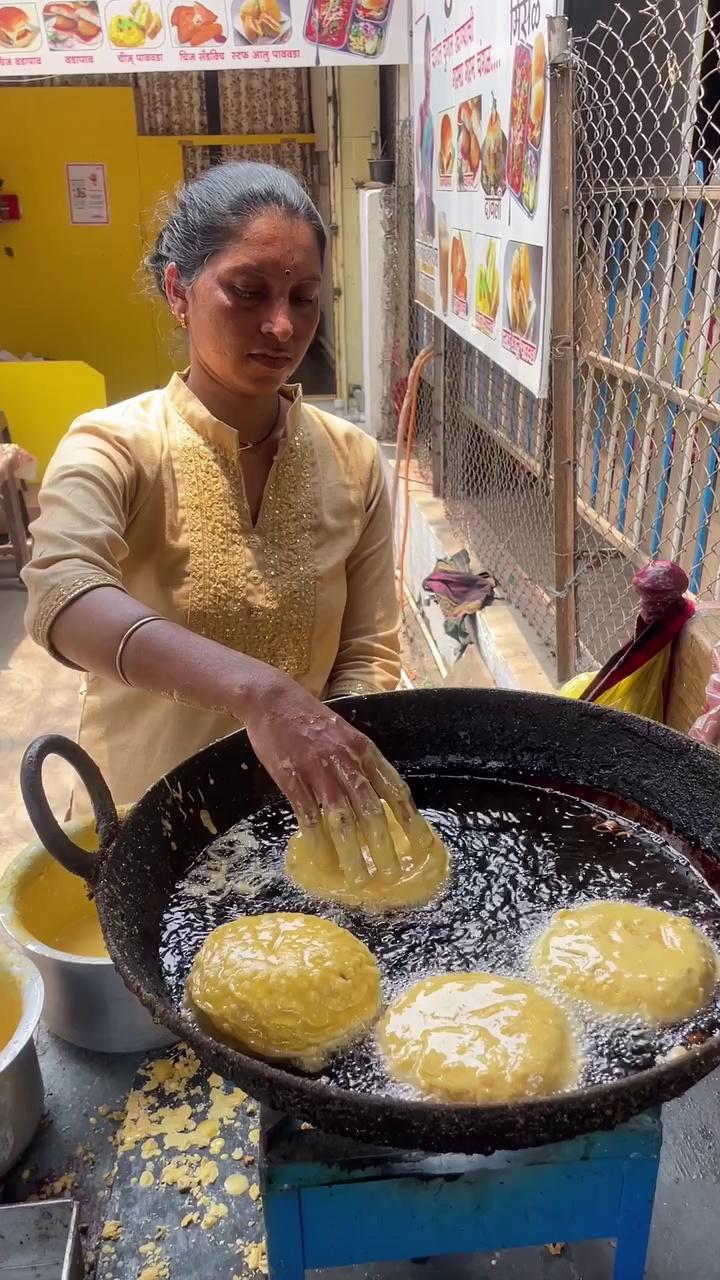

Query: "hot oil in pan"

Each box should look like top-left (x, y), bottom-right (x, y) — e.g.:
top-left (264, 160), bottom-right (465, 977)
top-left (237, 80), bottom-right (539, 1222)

top-left (159, 776), bottom-right (720, 1096)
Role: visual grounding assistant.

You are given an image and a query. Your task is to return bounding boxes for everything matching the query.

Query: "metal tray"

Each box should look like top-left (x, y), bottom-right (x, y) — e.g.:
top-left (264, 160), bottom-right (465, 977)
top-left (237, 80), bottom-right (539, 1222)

top-left (0, 1201), bottom-right (83, 1280)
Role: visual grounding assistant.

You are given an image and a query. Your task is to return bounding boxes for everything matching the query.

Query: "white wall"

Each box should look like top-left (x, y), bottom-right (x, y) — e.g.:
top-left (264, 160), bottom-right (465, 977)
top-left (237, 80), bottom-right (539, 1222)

top-left (359, 188), bottom-right (389, 437)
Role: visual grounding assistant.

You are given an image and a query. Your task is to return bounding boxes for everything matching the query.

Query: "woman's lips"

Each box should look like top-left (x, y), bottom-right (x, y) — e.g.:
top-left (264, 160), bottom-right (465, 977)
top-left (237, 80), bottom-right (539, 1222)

top-left (249, 351), bottom-right (293, 370)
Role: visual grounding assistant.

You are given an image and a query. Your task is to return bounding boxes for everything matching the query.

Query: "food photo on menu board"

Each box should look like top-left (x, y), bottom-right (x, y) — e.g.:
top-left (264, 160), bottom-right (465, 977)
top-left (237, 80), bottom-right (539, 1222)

top-left (232, 0), bottom-right (290, 45)
top-left (474, 234), bottom-right (501, 338)
top-left (0, 3), bottom-right (42, 47)
top-left (457, 96), bottom-right (481, 191)
top-left (503, 240), bottom-right (542, 352)
top-left (450, 228), bottom-right (471, 321)
top-left (508, 31), bottom-right (546, 216)
top-left (412, 0), bottom-right (554, 397)
top-left (480, 93), bottom-right (507, 198)
top-left (437, 110), bottom-right (454, 188)
top-left (0, 0), bottom-right (407, 69)
top-left (107, 0), bottom-right (162, 48)
top-left (42, 0), bottom-right (101, 47)
top-left (305, 0), bottom-right (394, 59)
top-left (170, 0), bottom-right (226, 46)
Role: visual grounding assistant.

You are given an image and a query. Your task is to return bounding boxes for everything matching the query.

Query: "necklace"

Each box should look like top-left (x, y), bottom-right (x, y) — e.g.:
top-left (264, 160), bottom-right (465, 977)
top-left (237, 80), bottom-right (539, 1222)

top-left (236, 397), bottom-right (283, 453)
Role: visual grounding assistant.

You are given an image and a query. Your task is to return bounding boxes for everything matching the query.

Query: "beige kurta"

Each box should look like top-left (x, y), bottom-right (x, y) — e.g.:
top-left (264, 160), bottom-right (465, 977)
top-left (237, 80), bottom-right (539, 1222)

top-left (23, 374), bottom-right (400, 806)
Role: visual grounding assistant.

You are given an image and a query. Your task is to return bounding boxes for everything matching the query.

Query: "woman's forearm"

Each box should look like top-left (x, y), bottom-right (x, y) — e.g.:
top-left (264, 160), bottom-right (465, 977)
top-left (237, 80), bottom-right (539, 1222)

top-left (50, 587), bottom-right (281, 719)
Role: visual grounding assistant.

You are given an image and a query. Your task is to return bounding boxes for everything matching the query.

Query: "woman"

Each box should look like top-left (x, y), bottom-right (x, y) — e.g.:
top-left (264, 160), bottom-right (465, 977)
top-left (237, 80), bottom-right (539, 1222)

top-left (23, 162), bottom-right (428, 884)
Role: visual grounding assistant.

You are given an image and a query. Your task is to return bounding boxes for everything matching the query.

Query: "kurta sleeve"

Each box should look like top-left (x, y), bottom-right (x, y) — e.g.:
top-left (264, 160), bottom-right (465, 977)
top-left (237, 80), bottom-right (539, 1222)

top-left (327, 444), bottom-right (401, 698)
top-left (22, 417), bottom-right (141, 666)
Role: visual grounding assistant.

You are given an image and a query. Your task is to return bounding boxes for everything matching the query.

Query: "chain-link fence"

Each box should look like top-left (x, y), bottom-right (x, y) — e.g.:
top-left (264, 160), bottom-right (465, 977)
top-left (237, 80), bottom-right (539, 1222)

top-left (573, 0), bottom-right (720, 663)
top-left (399, 0), bottom-right (720, 680)
top-left (442, 334), bottom-right (556, 654)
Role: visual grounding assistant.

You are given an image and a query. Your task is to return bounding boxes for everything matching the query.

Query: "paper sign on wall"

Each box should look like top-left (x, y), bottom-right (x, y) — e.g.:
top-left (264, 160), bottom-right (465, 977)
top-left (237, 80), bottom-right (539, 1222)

top-left (413, 0), bottom-right (556, 398)
top-left (67, 164), bottom-right (109, 225)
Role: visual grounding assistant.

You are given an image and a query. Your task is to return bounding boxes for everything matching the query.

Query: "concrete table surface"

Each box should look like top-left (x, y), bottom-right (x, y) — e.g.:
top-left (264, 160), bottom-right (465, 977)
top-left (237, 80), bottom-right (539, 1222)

top-left (1, 1027), bottom-right (719, 1280)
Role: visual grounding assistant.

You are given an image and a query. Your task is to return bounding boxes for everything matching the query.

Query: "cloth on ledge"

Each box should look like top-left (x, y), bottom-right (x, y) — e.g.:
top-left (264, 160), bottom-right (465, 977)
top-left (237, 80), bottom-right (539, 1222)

top-left (422, 549), bottom-right (495, 655)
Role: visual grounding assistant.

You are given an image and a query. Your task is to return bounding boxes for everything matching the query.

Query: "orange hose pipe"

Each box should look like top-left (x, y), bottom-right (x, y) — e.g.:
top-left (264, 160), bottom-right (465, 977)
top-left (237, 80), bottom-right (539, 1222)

top-left (393, 346), bottom-right (433, 609)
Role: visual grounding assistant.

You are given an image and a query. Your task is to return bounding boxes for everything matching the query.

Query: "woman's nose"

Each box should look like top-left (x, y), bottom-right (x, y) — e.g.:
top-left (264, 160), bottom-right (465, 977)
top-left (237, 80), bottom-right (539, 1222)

top-left (261, 301), bottom-right (294, 344)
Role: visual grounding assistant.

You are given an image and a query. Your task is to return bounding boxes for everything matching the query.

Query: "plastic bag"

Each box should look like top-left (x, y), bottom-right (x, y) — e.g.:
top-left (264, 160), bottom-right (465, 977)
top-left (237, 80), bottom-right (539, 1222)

top-left (688, 642), bottom-right (720, 747)
top-left (560, 647), bottom-right (670, 722)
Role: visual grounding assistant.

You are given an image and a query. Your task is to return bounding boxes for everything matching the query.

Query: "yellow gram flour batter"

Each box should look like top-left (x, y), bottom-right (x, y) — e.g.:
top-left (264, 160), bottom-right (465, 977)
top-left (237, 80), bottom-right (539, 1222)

top-left (0, 967), bottom-right (22, 1053)
top-left (285, 801), bottom-right (449, 910)
top-left (187, 913), bottom-right (381, 1070)
top-left (377, 972), bottom-right (578, 1103)
top-left (6, 805), bottom-right (134, 959)
top-left (531, 900), bottom-right (718, 1024)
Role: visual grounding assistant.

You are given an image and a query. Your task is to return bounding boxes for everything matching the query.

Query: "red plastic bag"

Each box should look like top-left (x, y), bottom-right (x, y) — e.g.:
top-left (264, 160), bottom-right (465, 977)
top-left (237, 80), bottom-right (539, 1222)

top-left (689, 642), bottom-right (720, 747)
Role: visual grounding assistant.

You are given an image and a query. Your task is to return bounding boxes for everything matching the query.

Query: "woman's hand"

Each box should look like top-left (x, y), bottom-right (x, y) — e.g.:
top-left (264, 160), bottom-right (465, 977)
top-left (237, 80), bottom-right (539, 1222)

top-left (47, 588), bottom-right (428, 888)
top-left (243, 675), bottom-right (433, 887)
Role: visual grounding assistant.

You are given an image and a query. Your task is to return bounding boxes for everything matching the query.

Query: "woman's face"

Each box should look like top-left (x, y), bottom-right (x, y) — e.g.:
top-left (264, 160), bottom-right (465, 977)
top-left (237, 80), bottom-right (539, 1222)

top-left (174, 209), bottom-right (323, 397)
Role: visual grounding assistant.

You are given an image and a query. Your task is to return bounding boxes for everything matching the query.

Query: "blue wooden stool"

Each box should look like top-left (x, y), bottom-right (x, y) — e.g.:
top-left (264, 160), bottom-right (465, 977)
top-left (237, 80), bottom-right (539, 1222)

top-left (259, 1108), bottom-right (661, 1279)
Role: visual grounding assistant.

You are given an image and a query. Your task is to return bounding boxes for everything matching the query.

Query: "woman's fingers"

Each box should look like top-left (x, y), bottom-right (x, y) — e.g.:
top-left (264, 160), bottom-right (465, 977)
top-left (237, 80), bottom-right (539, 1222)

top-left (251, 704), bottom-right (424, 888)
top-left (324, 806), bottom-right (369, 886)
top-left (335, 760), bottom-right (399, 880)
top-left (295, 817), bottom-right (336, 876)
top-left (364, 747), bottom-right (434, 855)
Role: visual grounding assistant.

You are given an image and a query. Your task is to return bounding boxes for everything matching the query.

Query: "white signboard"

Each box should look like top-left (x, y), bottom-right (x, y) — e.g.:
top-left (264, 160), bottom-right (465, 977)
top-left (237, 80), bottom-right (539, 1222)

top-left (0, 0), bottom-right (407, 75)
top-left (67, 162), bottom-right (110, 224)
top-left (413, 0), bottom-right (555, 397)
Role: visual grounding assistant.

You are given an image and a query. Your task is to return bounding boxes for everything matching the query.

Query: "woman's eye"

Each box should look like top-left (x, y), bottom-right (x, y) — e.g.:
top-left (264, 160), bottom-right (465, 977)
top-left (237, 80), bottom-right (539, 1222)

top-left (294, 295), bottom-right (319, 308)
top-left (234, 288), bottom-right (260, 301)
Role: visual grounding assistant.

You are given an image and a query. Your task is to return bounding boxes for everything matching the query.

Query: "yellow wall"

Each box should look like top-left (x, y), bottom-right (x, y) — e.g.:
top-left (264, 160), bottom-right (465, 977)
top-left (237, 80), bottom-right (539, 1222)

top-left (338, 67), bottom-right (380, 393)
top-left (0, 87), bottom-right (180, 407)
top-left (0, 361), bottom-right (106, 477)
top-left (0, 77), bottom-right (374, 412)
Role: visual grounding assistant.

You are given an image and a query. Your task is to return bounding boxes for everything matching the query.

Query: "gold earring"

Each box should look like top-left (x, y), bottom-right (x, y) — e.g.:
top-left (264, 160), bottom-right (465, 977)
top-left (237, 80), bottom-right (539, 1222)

top-left (179, 313), bottom-right (187, 329)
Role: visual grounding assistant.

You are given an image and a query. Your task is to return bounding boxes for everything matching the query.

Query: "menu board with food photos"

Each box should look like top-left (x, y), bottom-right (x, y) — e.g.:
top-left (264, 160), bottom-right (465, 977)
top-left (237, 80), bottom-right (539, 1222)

top-left (413, 0), bottom-right (556, 398)
top-left (0, 0), bottom-right (407, 74)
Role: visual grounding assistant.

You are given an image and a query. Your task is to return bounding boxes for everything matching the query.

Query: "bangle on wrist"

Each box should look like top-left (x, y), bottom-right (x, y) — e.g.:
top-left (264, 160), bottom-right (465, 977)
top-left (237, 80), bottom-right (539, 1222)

top-left (115, 616), bottom-right (164, 686)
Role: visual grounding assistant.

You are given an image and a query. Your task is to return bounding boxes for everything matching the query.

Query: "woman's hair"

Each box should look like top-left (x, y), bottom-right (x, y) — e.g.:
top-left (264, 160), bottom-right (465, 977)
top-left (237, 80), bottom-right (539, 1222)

top-left (147, 160), bottom-right (327, 296)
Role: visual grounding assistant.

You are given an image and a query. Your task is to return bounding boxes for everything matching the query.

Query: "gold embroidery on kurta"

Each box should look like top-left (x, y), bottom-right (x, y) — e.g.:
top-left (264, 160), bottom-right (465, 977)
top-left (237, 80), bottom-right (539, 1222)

top-left (33, 572), bottom-right (125, 659)
top-left (174, 417), bottom-right (317, 679)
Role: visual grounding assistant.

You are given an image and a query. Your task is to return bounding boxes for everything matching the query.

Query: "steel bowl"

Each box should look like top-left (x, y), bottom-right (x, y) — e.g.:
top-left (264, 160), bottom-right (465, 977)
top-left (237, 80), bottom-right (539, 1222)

top-left (0, 1200), bottom-right (83, 1280)
top-left (0, 944), bottom-right (44, 1176)
top-left (0, 827), bottom-right (175, 1054)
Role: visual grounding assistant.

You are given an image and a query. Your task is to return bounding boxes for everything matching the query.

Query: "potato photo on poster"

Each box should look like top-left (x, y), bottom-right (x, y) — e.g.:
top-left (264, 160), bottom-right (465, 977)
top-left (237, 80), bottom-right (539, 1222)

top-left (473, 234), bottom-right (501, 337)
top-left (503, 240), bottom-right (542, 346)
top-left (457, 96), bottom-right (482, 192)
top-left (450, 228), bottom-right (471, 321)
top-left (437, 109), bottom-right (455, 190)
